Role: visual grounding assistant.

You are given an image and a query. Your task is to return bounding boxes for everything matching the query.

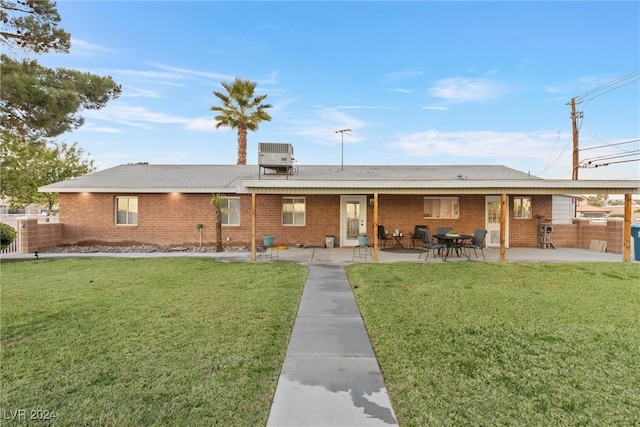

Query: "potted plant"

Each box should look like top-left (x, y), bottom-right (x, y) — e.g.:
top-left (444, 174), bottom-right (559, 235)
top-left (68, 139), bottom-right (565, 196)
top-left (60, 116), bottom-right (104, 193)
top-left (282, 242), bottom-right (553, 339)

top-left (357, 232), bottom-right (369, 247)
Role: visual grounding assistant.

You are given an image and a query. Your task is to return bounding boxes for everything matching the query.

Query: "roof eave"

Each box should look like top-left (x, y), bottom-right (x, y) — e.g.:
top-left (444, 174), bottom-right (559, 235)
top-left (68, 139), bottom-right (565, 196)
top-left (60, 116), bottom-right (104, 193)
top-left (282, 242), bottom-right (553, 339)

top-left (38, 187), bottom-right (230, 194)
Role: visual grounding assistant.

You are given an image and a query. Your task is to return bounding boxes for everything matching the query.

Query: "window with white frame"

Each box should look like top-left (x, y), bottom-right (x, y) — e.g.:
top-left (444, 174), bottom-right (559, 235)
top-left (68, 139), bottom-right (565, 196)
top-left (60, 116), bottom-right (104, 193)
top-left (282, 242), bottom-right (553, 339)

top-left (514, 196), bottom-right (532, 219)
top-left (115, 196), bottom-right (138, 225)
top-left (423, 197), bottom-right (459, 219)
top-left (221, 197), bottom-right (240, 226)
top-left (282, 197), bottom-right (305, 226)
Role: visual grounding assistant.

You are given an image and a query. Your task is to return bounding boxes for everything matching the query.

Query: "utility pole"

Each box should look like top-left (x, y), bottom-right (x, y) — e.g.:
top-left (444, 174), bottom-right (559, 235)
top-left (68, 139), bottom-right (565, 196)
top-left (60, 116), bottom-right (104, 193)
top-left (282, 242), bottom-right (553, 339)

top-left (335, 129), bottom-right (351, 170)
top-left (569, 97), bottom-right (583, 180)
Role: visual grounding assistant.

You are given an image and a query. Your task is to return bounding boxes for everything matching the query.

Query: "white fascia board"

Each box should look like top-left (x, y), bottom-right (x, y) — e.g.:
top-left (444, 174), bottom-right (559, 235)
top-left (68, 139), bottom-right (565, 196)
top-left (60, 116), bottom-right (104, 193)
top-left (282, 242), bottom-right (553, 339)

top-left (38, 187), bottom-right (231, 194)
top-left (39, 179), bottom-right (639, 194)
top-left (241, 179), bottom-right (640, 191)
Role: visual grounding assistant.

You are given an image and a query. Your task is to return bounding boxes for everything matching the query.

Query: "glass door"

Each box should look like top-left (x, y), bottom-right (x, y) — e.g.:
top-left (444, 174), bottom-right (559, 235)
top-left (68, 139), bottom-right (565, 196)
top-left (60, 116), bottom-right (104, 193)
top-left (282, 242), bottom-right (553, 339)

top-left (485, 196), bottom-right (509, 248)
top-left (340, 196), bottom-right (367, 247)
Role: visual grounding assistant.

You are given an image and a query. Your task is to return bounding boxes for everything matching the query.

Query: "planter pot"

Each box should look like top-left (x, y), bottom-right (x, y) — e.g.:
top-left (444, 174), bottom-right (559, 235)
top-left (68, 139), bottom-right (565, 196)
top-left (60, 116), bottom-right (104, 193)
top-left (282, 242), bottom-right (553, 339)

top-left (263, 235), bottom-right (274, 247)
top-left (357, 236), bottom-right (369, 247)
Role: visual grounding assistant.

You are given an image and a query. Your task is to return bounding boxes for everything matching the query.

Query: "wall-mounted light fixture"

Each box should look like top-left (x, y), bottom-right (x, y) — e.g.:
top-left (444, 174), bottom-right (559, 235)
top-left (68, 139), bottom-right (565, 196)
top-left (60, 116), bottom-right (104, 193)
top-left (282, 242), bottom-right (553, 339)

top-left (369, 197), bottom-right (374, 208)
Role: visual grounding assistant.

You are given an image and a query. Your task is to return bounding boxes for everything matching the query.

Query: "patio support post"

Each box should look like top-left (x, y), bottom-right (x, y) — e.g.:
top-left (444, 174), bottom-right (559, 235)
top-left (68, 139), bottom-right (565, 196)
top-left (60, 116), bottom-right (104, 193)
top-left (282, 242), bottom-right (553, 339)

top-left (623, 193), bottom-right (631, 262)
top-left (500, 193), bottom-right (507, 261)
top-left (251, 193), bottom-right (256, 262)
top-left (373, 193), bottom-right (379, 262)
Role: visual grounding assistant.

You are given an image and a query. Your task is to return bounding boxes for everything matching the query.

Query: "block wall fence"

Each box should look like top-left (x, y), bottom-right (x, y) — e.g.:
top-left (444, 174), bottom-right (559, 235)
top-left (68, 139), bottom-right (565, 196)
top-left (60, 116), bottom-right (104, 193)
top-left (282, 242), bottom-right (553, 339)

top-left (14, 193), bottom-right (626, 254)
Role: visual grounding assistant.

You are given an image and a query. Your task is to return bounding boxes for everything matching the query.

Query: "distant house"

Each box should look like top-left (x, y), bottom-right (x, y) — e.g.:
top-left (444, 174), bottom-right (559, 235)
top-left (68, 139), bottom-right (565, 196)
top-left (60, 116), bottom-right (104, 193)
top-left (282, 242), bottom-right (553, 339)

top-left (39, 150), bottom-right (639, 259)
top-left (576, 203), bottom-right (612, 219)
top-left (606, 197), bottom-right (640, 223)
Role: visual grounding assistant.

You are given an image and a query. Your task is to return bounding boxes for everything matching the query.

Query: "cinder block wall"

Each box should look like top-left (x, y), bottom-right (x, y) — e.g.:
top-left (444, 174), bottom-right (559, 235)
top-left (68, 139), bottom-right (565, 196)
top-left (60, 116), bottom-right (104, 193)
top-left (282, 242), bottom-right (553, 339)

top-left (18, 219), bottom-right (62, 253)
top-left (553, 218), bottom-right (624, 253)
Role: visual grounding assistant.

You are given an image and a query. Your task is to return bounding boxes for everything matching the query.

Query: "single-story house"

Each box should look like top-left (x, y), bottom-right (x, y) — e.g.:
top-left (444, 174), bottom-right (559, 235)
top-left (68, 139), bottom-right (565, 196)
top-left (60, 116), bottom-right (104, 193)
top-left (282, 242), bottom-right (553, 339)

top-left (576, 204), bottom-right (612, 219)
top-left (39, 148), bottom-right (639, 261)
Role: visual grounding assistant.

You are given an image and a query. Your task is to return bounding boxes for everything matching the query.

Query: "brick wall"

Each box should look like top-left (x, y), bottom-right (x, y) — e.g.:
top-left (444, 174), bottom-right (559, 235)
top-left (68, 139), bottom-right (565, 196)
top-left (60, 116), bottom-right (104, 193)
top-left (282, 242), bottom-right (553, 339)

top-left (375, 194), bottom-right (553, 248)
top-left (55, 192), bottom-right (576, 249)
top-left (59, 193), bottom-right (218, 246)
top-left (511, 195), bottom-right (553, 248)
top-left (18, 218), bottom-right (62, 253)
top-left (376, 194), bottom-right (488, 240)
top-left (58, 193), bottom-right (345, 247)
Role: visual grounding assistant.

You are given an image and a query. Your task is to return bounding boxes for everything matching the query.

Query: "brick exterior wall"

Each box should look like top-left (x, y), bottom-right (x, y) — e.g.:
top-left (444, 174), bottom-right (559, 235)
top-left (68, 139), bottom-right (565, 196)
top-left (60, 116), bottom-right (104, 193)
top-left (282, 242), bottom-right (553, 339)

top-left (54, 193), bottom-right (565, 249)
top-left (59, 193), bottom-right (218, 246)
top-left (374, 194), bottom-right (552, 248)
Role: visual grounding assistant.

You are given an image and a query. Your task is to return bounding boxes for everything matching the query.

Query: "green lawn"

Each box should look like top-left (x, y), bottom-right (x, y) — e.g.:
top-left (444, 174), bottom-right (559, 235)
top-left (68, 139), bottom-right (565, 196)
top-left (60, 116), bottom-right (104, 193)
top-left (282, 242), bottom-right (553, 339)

top-left (1, 258), bottom-right (307, 426)
top-left (347, 263), bottom-right (640, 427)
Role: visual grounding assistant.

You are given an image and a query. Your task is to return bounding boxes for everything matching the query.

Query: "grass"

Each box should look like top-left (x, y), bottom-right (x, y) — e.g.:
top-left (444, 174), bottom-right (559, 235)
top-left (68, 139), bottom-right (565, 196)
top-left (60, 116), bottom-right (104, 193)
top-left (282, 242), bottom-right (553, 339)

top-left (347, 262), bottom-right (640, 427)
top-left (1, 258), bottom-right (307, 426)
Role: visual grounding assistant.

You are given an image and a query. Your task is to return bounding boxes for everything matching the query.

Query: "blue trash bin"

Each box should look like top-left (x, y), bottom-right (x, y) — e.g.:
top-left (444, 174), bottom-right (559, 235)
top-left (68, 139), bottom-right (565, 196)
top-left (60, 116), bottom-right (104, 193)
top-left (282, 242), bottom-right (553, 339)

top-left (263, 235), bottom-right (274, 248)
top-left (632, 224), bottom-right (640, 261)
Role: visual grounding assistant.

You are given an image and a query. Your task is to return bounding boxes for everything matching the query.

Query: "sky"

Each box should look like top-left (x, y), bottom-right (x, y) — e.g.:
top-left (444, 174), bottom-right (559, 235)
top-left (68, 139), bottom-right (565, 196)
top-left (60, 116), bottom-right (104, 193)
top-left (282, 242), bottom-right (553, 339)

top-left (37, 1), bottom-right (640, 180)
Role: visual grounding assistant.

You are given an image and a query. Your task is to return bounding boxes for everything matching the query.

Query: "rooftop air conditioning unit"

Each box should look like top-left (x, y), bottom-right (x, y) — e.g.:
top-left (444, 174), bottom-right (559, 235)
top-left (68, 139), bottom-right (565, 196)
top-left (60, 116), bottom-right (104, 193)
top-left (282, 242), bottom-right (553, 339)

top-left (258, 143), bottom-right (294, 168)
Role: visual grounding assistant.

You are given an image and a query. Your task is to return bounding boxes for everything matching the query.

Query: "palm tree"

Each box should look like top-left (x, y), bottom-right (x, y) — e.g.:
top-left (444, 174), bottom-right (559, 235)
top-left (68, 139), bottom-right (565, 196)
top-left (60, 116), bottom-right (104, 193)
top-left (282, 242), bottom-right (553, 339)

top-left (211, 77), bottom-right (273, 165)
top-left (210, 194), bottom-right (224, 252)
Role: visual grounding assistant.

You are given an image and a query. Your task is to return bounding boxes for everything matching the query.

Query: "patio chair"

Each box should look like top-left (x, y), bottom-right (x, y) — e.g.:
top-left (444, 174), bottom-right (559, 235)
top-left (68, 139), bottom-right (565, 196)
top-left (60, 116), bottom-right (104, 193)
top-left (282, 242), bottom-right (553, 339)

top-left (417, 228), bottom-right (444, 260)
top-left (410, 225), bottom-right (428, 247)
top-left (436, 226), bottom-right (453, 236)
top-left (463, 229), bottom-right (487, 259)
top-left (377, 225), bottom-right (392, 247)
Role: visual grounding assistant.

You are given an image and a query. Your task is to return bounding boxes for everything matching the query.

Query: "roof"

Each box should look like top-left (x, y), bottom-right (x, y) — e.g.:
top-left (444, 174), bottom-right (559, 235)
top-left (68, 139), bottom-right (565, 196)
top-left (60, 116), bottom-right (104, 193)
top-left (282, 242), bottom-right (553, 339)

top-left (576, 205), bottom-right (612, 213)
top-left (39, 164), bottom-right (258, 193)
top-left (39, 163), bottom-right (640, 195)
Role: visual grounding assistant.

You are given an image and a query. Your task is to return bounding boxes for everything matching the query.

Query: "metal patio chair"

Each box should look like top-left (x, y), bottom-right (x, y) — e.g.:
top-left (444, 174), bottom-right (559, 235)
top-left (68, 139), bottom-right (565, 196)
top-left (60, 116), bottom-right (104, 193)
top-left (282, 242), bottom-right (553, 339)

top-left (462, 229), bottom-right (488, 259)
top-left (417, 228), bottom-right (444, 260)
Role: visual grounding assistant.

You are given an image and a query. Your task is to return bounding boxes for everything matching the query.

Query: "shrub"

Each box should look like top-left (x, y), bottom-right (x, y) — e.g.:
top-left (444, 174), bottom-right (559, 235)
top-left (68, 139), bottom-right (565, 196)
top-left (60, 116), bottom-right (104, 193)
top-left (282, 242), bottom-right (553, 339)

top-left (0, 223), bottom-right (17, 249)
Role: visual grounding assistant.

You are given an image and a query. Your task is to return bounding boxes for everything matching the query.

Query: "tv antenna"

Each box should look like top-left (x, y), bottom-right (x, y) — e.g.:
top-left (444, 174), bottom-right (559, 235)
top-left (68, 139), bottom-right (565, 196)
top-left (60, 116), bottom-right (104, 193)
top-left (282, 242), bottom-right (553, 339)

top-left (334, 128), bottom-right (351, 170)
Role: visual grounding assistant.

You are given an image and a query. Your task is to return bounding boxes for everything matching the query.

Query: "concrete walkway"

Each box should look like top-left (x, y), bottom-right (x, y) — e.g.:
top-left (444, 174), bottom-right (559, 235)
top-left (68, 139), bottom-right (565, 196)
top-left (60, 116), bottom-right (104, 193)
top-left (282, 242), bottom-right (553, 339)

top-left (266, 263), bottom-right (399, 427)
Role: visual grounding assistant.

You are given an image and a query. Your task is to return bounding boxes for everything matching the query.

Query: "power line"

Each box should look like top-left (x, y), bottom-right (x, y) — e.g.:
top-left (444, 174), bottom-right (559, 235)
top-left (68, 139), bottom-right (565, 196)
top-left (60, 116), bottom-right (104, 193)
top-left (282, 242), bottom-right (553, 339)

top-left (579, 139), bottom-right (640, 152)
top-left (580, 157), bottom-right (640, 169)
top-left (581, 150), bottom-right (640, 164)
top-left (574, 70), bottom-right (640, 105)
top-left (567, 70), bottom-right (640, 178)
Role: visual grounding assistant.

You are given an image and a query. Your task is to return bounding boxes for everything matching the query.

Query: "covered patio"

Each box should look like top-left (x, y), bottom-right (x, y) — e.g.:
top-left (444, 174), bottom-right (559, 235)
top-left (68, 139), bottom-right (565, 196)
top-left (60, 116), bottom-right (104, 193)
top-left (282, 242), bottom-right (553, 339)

top-left (244, 177), bottom-right (639, 262)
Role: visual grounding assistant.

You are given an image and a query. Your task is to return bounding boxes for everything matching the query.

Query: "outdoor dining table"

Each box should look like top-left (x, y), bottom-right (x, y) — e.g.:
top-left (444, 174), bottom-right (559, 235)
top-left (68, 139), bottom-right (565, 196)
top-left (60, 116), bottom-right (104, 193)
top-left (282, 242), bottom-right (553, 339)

top-left (434, 234), bottom-right (474, 261)
top-left (391, 233), bottom-right (407, 249)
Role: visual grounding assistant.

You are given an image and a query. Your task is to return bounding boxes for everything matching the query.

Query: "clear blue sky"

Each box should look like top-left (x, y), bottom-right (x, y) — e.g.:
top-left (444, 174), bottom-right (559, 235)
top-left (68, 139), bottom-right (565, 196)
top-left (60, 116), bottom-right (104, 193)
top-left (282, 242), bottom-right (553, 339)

top-left (41, 1), bottom-right (639, 180)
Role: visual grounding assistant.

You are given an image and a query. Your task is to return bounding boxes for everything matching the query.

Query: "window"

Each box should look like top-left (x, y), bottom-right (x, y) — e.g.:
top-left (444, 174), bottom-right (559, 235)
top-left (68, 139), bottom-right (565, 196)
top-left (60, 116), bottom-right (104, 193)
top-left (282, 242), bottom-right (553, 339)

top-left (423, 197), bottom-right (459, 219)
top-left (116, 196), bottom-right (138, 225)
top-left (514, 197), bottom-right (532, 219)
top-left (282, 197), bottom-right (305, 225)
top-left (221, 197), bottom-right (240, 226)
